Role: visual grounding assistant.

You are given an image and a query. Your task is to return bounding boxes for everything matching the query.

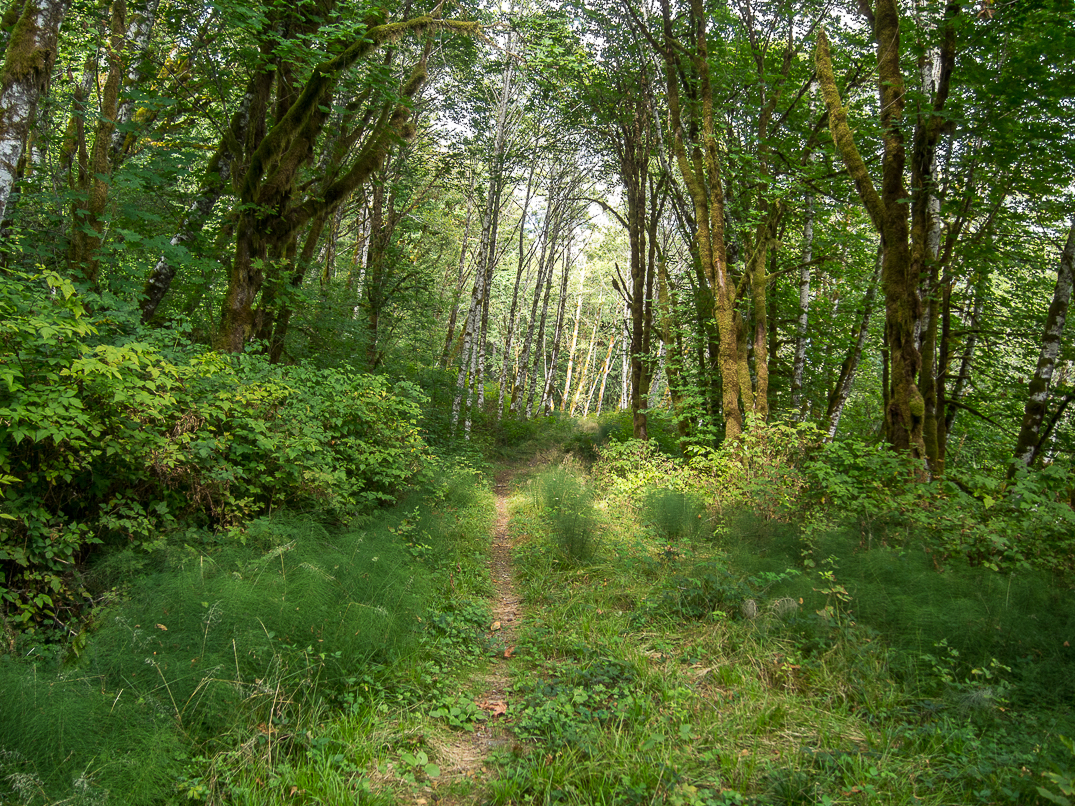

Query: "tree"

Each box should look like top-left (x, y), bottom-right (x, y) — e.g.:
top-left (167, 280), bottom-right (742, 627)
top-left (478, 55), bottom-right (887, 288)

top-left (1011, 218), bottom-right (1075, 471)
top-left (0, 0), bottom-right (70, 223)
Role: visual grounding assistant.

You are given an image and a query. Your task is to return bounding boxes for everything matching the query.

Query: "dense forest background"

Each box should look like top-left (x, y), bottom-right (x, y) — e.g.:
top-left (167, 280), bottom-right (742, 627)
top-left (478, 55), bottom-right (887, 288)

top-left (1, 0), bottom-right (1075, 802)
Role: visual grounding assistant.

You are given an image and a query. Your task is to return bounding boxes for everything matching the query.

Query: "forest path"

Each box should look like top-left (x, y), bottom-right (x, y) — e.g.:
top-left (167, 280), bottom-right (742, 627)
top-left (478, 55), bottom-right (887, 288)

top-left (430, 468), bottom-right (523, 804)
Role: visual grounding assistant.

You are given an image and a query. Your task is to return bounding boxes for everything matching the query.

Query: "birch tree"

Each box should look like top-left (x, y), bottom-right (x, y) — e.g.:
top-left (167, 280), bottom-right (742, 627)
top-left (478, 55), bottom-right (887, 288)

top-left (0, 0), bottom-right (70, 223)
top-left (1011, 218), bottom-right (1075, 471)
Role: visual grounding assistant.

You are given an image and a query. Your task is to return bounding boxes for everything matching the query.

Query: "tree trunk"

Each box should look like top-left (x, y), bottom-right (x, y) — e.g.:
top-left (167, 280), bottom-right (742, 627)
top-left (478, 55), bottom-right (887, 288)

top-left (441, 170), bottom-right (475, 368)
top-left (816, 18), bottom-right (927, 460)
top-left (660, 0), bottom-right (742, 443)
top-left (562, 266), bottom-right (585, 411)
top-left (497, 162), bottom-right (536, 417)
top-left (591, 335), bottom-right (616, 417)
top-left (791, 191), bottom-right (814, 416)
top-left (0, 0), bottom-right (70, 224)
top-left (526, 233), bottom-right (559, 418)
top-left (571, 310), bottom-right (599, 416)
top-left (540, 236), bottom-right (573, 415)
top-left (67, 0), bottom-right (125, 286)
top-left (140, 76), bottom-right (258, 322)
top-left (108, 0), bottom-right (160, 167)
top-left (1011, 217), bottom-right (1075, 471)
top-left (825, 249), bottom-right (882, 439)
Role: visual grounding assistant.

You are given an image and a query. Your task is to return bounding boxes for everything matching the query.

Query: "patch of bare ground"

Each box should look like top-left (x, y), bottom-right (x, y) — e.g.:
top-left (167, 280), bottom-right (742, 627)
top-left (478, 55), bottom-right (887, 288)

top-left (419, 469), bottom-right (524, 806)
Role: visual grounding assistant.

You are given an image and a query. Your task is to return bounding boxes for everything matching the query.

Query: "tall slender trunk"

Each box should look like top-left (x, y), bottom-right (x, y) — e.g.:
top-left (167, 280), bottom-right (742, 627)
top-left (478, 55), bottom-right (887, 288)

top-left (497, 162), bottom-right (536, 417)
top-left (942, 277), bottom-right (984, 437)
top-left (441, 170), bottom-right (475, 367)
top-left (473, 47), bottom-right (514, 420)
top-left (109, 0), bottom-right (160, 166)
top-left (660, 0), bottom-right (741, 442)
top-left (825, 249), bottom-right (883, 440)
top-left (68, 0), bottom-right (126, 286)
top-left (656, 251), bottom-right (690, 440)
top-left (561, 266), bottom-right (585, 410)
top-left (621, 300), bottom-right (630, 409)
top-left (539, 235), bottom-right (573, 415)
top-left (592, 335), bottom-right (616, 417)
top-left (1011, 217), bottom-right (1075, 472)
top-left (526, 234), bottom-right (560, 418)
top-left (571, 310), bottom-right (600, 416)
top-left (791, 191), bottom-right (814, 416)
top-left (513, 173), bottom-right (565, 414)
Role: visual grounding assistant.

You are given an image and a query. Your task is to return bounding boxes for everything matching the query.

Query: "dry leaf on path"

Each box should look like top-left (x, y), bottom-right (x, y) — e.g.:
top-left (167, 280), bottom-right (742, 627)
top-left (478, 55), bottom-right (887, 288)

top-left (477, 700), bottom-right (508, 717)
top-left (490, 621), bottom-right (501, 631)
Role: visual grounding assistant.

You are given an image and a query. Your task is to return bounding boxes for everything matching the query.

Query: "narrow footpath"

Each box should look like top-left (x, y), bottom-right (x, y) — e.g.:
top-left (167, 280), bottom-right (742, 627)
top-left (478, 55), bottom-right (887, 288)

top-left (432, 472), bottom-right (522, 804)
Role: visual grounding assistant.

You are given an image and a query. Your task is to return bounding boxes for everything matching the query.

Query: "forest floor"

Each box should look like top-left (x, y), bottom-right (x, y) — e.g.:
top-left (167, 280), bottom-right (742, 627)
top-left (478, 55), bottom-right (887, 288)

top-left (432, 469), bottom-right (523, 804)
top-left (364, 451), bottom-right (1075, 806)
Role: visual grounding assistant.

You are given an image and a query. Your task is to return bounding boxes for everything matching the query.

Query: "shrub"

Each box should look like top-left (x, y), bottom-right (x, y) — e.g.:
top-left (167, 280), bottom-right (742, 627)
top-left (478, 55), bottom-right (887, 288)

top-left (0, 271), bottom-right (429, 625)
top-left (532, 467), bottom-right (600, 563)
top-left (641, 487), bottom-right (710, 544)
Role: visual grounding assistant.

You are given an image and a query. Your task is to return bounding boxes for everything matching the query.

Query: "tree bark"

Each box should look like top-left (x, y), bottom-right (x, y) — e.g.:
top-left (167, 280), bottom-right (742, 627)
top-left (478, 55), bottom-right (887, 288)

top-left (791, 192), bottom-right (814, 416)
top-left (660, 0), bottom-right (742, 443)
top-left (1011, 217), bottom-right (1075, 472)
top-left (68, 0), bottom-right (126, 286)
top-left (217, 14), bottom-right (478, 352)
top-left (0, 0), bottom-right (70, 223)
top-left (108, 0), bottom-right (160, 167)
top-left (816, 18), bottom-right (928, 461)
top-left (540, 235), bottom-right (573, 415)
top-left (825, 248), bottom-right (882, 440)
top-left (497, 161), bottom-right (536, 418)
top-left (140, 75), bottom-right (258, 322)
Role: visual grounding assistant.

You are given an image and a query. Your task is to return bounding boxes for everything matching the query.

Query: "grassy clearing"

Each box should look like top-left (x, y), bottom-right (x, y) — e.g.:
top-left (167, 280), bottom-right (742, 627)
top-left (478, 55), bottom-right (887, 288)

top-left (496, 458), bottom-right (1075, 806)
top-left (6, 417), bottom-right (1075, 806)
top-left (0, 464), bottom-right (498, 806)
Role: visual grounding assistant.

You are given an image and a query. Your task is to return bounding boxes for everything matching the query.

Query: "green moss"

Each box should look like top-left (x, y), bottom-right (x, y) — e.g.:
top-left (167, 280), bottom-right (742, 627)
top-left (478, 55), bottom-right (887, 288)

top-left (908, 389), bottom-right (926, 418)
top-left (1, 2), bottom-right (46, 85)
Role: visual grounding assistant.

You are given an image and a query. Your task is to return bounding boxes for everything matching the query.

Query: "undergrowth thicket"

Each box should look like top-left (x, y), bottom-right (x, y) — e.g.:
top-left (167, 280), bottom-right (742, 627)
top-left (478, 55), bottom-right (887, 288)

top-left (500, 420), bottom-right (1075, 806)
top-left (0, 270), bottom-right (428, 629)
top-left (0, 465), bottom-right (495, 806)
top-left (4, 406), bottom-right (1075, 806)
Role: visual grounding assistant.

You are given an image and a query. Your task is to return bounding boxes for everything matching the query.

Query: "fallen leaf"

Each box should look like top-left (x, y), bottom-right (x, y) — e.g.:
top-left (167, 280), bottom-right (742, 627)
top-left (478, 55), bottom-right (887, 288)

top-left (490, 621), bottom-right (501, 631)
top-left (477, 700), bottom-right (508, 717)
top-left (155, 624), bottom-right (167, 631)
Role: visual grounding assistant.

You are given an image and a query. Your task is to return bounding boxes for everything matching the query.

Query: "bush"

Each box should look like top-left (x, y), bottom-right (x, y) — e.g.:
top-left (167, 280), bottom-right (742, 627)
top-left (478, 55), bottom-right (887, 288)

top-left (0, 271), bottom-right (429, 625)
top-left (641, 487), bottom-right (710, 544)
top-left (532, 467), bottom-right (601, 563)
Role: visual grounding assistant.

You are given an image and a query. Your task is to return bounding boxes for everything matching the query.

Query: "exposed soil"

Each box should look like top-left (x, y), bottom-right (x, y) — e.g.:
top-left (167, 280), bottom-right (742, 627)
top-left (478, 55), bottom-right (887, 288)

top-left (427, 470), bottom-right (523, 804)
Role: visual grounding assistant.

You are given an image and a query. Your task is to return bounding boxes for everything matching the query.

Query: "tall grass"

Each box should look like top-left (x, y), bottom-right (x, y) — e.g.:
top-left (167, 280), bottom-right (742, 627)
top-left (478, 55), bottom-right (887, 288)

top-left (532, 467), bottom-right (601, 563)
top-left (0, 466), bottom-right (494, 806)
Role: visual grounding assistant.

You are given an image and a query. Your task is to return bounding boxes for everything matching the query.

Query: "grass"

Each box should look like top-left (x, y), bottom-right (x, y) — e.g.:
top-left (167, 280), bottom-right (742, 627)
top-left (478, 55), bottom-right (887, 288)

top-left (495, 460), bottom-right (1074, 806)
top-left (7, 441), bottom-right (1075, 805)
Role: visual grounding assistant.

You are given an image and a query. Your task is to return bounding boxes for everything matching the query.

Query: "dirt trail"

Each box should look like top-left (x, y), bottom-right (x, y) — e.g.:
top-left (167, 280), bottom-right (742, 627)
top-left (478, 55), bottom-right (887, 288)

top-left (429, 472), bottom-right (522, 803)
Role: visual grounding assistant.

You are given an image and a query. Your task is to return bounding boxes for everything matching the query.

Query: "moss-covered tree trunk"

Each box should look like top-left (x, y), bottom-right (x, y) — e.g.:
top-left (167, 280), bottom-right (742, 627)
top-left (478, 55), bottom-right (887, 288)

top-left (67, 0), bottom-right (125, 286)
top-left (660, 0), bottom-right (742, 443)
top-left (216, 14), bottom-right (478, 353)
top-left (815, 9), bottom-right (935, 463)
top-left (0, 0), bottom-right (70, 223)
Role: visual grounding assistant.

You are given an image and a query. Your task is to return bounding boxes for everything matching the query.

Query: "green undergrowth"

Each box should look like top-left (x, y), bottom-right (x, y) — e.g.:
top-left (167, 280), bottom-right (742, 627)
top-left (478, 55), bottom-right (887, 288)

top-left (500, 455), bottom-right (1075, 806)
top-left (0, 465), bottom-right (496, 806)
